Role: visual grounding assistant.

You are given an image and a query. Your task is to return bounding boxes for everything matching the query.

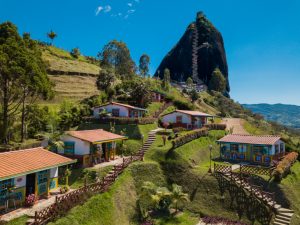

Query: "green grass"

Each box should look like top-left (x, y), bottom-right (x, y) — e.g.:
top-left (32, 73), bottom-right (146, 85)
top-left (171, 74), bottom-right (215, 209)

top-left (146, 102), bottom-right (163, 116)
top-left (48, 75), bottom-right (99, 102)
top-left (42, 46), bottom-right (100, 75)
top-left (278, 162), bottom-right (300, 225)
top-left (153, 211), bottom-right (199, 225)
top-left (65, 166), bottom-right (113, 189)
top-left (5, 215), bottom-right (28, 225)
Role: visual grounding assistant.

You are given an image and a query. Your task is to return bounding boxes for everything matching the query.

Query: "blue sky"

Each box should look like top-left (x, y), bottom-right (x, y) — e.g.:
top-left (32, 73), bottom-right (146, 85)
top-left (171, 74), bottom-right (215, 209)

top-left (1, 0), bottom-right (300, 105)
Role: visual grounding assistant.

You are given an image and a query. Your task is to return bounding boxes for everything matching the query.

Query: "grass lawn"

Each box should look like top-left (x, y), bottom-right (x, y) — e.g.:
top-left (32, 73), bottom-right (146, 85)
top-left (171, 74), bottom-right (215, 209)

top-left (277, 162), bottom-right (300, 225)
top-left (146, 102), bottom-right (163, 116)
top-left (153, 211), bottom-right (199, 225)
top-left (6, 215), bottom-right (28, 225)
top-left (64, 166), bottom-right (113, 189)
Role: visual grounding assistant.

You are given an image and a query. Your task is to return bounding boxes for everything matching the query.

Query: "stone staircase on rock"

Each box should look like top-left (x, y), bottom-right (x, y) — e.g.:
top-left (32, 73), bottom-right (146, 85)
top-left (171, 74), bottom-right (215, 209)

top-left (192, 25), bottom-right (202, 84)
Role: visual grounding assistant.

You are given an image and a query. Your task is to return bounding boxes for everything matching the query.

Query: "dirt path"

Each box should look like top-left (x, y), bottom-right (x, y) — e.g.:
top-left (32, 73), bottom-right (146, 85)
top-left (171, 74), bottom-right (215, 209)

top-left (222, 118), bottom-right (249, 135)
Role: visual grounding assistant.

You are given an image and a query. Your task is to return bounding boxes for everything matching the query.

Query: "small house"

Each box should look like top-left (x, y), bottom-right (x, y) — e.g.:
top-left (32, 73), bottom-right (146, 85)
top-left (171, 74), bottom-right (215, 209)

top-left (151, 91), bottom-right (166, 102)
top-left (217, 134), bottom-right (285, 165)
top-left (60, 129), bottom-right (127, 167)
top-left (0, 147), bottom-right (75, 209)
top-left (161, 110), bottom-right (213, 129)
top-left (93, 102), bottom-right (147, 119)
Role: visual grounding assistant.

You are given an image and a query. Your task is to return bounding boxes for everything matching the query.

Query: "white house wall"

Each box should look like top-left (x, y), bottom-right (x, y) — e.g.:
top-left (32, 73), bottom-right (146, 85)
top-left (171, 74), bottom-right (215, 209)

top-left (50, 167), bottom-right (58, 178)
top-left (93, 105), bottom-right (129, 118)
top-left (162, 112), bottom-right (191, 124)
top-left (14, 175), bottom-right (26, 188)
top-left (61, 135), bottom-right (90, 155)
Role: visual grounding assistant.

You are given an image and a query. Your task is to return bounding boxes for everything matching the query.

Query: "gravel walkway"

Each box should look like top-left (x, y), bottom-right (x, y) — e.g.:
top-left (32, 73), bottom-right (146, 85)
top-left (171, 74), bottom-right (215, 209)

top-left (222, 118), bottom-right (249, 135)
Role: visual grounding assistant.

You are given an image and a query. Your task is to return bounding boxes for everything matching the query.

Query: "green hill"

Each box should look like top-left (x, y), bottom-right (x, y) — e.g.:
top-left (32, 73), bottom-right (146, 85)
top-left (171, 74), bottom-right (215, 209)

top-left (243, 103), bottom-right (300, 129)
top-left (41, 45), bottom-right (101, 102)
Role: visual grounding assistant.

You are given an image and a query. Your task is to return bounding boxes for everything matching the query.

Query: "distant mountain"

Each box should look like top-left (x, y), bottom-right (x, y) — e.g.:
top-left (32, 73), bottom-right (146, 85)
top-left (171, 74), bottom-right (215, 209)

top-left (243, 103), bottom-right (300, 129)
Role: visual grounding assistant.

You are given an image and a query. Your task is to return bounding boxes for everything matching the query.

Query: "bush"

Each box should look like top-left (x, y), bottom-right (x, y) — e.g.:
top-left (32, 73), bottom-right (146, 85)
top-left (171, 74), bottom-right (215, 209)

top-left (60, 185), bottom-right (70, 194)
top-left (204, 123), bottom-right (226, 130)
top-left (273, 152), bottom-right (298, 181)
top-left (173, 127), bottom-right (187, 133)
top-left (96, 117), bottom-right (156, 125)
top-left (25, 194), bottom-right (37, 207)
top-left (172, 128), bottom-right (208, 149)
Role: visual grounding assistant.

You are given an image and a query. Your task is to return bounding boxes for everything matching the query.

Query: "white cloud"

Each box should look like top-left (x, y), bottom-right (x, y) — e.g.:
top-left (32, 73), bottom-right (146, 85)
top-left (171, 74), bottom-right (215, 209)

top-left (128, 9), bottom-right (135, 14)
top-left (95, 6), bottom-right (103, 16)
top-left (118, 13), bottom-right (122, 16)
top-left (127, 3), bottom-right (133, 7)
top-left (134, 0), bottom-right (140, 3)
top-left (95, 5), bottom-right (112, 16)
top-left (104, 5), bottom-right (112, 13)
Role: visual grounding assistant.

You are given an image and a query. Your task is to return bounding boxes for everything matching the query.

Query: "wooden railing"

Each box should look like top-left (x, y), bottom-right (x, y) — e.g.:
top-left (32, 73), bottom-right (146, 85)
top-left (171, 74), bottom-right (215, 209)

top-left (30, 133), bottom-right (156, 225)
top-left (214, 163), bottom-right (232, 174)
top-left (240, 164), bottom-right (273, 178)
top-left (214, 163), bottom-right (276, 209)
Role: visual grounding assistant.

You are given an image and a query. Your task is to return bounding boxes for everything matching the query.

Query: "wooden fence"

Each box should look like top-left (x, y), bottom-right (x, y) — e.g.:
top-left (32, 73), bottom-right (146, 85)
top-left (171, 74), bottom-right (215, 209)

top-left (30, 140), bottom-right (151, 224)
top-left (240, 164), bottom-right (273, 178)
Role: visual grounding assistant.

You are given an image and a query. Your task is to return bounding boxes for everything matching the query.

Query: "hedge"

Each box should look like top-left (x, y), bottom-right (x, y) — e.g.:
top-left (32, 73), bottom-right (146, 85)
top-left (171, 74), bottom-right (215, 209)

top-left (96, 116), bottom-right (156, 125)
top-left (172, 128), bottom-right (208, 149)
top-left (204, 123), bottom-right (226, 130)
top-left (273, 152), bottom-right (298, 181)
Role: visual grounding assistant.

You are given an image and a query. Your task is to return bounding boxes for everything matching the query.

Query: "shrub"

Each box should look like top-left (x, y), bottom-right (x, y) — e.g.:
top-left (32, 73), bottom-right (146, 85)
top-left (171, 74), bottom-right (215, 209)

top-left (96, 117), bottom-right (156, 125)
top-left (204, 123), bottom-right (226, 130)
top-left (172, 128), bottom-right (208, 149)
top-left (25, 194), bottom-right (37, 207)
top-left (273, 152), bottom-right (298, 181)
top-left (60, 185), bottom-right (70, 194)
top-left (173, 127), bottom-right (187, 133)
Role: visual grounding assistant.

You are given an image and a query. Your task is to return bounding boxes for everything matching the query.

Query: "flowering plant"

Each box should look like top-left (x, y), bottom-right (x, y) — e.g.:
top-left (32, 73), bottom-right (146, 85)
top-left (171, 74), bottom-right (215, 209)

top-left (25, 194), bottom-right (37, 207)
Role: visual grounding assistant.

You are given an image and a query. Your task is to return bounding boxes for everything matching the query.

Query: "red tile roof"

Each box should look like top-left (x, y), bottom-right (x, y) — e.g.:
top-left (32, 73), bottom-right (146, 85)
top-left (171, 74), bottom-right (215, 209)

top-left (0, 147), bottom-right (75, 181)
top-left (165, 110), bottom-right (213, 117)
top-left (66, 129), bottom-right (127, 143)
top-left (217, 134), bottom-right (281, 145)
top-left (95, 102), bottom-right (147, 111)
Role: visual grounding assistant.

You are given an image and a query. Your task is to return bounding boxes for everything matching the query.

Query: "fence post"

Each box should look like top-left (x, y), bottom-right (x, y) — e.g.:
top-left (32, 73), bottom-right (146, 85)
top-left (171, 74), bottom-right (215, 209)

top-left (35, 211), bottom-right (38, 224)
top-left (55, 196), bottom-right (58, 203)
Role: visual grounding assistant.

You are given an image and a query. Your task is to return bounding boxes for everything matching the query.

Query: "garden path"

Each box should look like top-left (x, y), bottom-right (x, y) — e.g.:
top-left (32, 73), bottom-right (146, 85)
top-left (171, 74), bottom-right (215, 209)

top-left (222, 118), bottom-right (249, 135)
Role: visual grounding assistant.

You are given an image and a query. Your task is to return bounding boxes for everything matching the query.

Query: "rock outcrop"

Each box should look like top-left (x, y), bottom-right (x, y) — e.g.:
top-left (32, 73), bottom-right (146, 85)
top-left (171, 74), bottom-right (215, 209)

top-left (154, 12), bottom-right (230, 95)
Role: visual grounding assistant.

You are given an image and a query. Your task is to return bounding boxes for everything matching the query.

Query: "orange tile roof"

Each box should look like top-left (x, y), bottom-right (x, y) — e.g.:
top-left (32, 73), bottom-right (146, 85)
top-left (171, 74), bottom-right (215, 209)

top-left (66, 129), bottom-right (127, 143)
top-left (174, 110), bottom-right (213, 117)
top-left (95, 102), bottom-right (147, 111)
top-left (0, 147), bottom-right (75, 181)
top-left (217, 134), bottom-right (281, 145)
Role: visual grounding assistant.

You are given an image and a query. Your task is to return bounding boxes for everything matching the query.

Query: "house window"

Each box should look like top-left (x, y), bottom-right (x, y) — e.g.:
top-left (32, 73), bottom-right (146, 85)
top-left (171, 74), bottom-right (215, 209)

top-left (64, 141), bottom-right (75, 155)
top-left (176, 116), bottom-right (183, 124)
top-left (239, 144), bottom-right (247, 153)
top-left (231, 144), bottom-right (239, 152)
top-left (112, 109), bottom-right (120, 117)
top-left (253, 145), bottom-right (267, 155)
top-left (37, 170), bottom-right (48, 185)
top-left (0, 179), bottom-right (14, 195)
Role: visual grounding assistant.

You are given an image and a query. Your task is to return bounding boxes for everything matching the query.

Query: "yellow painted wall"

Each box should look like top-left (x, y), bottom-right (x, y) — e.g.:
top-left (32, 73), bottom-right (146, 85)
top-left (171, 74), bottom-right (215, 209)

top-left (49, 177), bottom-right (58, 191)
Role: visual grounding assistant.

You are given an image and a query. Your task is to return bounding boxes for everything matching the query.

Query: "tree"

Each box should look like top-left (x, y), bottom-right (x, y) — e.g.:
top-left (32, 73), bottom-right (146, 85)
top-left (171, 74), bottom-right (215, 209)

top-left (208, 68), bottom-right (226, 93)
top-left (170, 184), bottom-right (189, 213)
top-left (98, 40), bottom-right (135, 78)
top-left (70, 47), bottom-right (80, 58)
top-left (190, 89), bottom-right (199, 102)
top-left (96, 68), bottom-right (116, 92)
top-left (0, 22), bottom-right (53, 143)
top-left (162, 68), bottom-right (171, 91)
top-left (139, 54), bottom-right (150, 78)
top-left (47, 30), bottom-right (57, 45)
top-left (129, 79), bottom-right (152, 107)
top-left (186, 77), bottom-right (193, 88)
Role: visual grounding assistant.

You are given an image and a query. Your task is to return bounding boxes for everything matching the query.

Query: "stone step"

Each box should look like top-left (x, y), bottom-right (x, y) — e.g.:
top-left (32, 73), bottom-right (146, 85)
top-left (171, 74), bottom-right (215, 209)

top-left (273, 221), bottom-right (289, 225)
top-left (278, 208), bottom-right (294, 214)
top-left (277, 214), bottom-right (293, 221)
top-left (274, 217), bottom-right (290, 225)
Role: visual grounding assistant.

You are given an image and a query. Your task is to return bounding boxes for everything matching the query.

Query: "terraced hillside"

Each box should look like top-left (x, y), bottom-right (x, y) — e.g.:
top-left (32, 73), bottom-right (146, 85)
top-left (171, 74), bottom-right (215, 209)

top-left (49, 75), bottom-right (99, 101)
top-left (41, 45), bottom-right (101, 102)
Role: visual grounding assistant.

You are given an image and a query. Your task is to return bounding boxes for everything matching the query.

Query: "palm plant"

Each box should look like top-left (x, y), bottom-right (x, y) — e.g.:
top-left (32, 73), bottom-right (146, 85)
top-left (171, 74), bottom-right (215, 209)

top-left (47, 30), bottom-right (57, 45)
top-left (170, 184), bottom-right (189, 213)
